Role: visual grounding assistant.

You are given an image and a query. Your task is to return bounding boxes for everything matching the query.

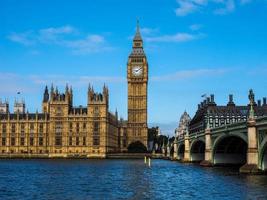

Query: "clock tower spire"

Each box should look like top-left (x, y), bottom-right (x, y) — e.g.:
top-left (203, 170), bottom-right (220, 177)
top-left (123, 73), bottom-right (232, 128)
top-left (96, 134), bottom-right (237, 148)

top-left (127, 21), bottom-right (148, 150)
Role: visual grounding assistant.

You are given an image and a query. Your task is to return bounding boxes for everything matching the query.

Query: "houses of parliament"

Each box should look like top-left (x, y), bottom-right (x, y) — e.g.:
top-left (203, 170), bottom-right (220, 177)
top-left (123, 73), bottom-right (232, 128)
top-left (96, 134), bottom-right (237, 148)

top-left (0, 24), bottom-right (148, 158)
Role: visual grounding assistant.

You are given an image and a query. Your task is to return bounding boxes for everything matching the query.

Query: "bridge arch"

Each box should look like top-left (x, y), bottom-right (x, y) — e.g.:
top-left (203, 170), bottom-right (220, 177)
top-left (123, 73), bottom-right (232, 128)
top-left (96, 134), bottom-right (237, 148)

top-left (127, 141), bottom-right (147, 153)
top-left (213, 134), bottom-right (247, 165)
top-left (177, 143), bottom-right (185, 160)
top-left (259, 135), bottom-right (267, 171)
top-left (190, 139), bottom-right (205, 162)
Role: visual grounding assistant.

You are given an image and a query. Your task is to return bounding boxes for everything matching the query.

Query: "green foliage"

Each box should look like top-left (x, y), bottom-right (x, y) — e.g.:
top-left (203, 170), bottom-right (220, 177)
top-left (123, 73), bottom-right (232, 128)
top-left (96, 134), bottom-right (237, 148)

top-left (148, 126), bottom-right (158, 141)
top-left (169, 136), bottom-right (175, 143)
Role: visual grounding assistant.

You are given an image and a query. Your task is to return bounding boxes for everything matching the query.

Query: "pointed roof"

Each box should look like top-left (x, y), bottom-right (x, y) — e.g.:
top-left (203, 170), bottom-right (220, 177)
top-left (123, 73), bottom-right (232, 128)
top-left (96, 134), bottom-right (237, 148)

top-left (133, 19), bottom-right (142, 41)
top-left (130, 20), bottom-right (145, 57)
top-left (43, 85), bottom-right (49, 102)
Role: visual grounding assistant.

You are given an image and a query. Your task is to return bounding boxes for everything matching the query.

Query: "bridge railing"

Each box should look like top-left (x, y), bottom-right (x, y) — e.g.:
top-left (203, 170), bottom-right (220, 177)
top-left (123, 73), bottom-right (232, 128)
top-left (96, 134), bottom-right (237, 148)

top-left (177, 130), bottom-right (205, 143)
top-left (177, 115), bottom-right (267, 142)
top-left (255, 115), bottom-right (267, 126)
top-left (210, 120), bottom-right (247, 134)
top-left (189, 131), bottom-right (205, 139)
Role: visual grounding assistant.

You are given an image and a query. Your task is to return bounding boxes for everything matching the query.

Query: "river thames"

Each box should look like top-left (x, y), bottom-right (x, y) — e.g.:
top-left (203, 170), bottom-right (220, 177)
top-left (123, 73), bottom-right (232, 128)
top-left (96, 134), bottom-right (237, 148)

top-left (0, 159), bottom-right (267, 200)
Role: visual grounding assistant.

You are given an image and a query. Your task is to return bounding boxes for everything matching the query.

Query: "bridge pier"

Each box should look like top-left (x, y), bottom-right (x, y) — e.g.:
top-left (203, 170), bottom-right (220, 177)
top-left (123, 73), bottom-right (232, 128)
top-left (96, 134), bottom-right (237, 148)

top-left (167, 145), bottom-right (170, 158)
top-left (200, 128), bottom-right (213, 167)
top-left (173, 139), bottom-right (178, 160)
top-left (240, 118), bottom-right (261, 174)
top-left (183, 134), bottom-right (190, 162)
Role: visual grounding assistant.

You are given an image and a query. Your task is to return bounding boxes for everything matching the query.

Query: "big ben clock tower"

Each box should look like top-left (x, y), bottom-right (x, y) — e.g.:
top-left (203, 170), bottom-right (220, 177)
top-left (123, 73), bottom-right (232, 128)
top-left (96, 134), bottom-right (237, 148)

top-left (127, 21), bottom-right (148, 149)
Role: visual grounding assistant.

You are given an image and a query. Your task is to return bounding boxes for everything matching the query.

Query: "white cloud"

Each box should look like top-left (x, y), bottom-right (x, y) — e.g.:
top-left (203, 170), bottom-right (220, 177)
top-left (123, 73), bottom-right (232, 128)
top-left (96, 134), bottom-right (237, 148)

top-left (140, 27), bottom-right (159, 35)
top-left (7, 31), bottom-right (35, 46)
top-left (7, 25), bottom-right (112, 54)
top-left (0, 69), bottom-right (227, 95)
top-left (145, 33), bottom-right (205, 42)
top-left (0, 73), bottom-right (36, 94)
top-left (175, 0), bottom-right (252, 16)
top-left (0, 72), bottom-right (125, 94)
top-left (214, 0), bottom-right (235, 15)
top-left (189, 24), bottom-right (203, 31)
top-left (29, 74), bottom-right (124, 87)
top-left (63, 34), bottom-right (115, 54)
top-left (38, 25), bottom-right (77, 43)
top-left (39, 25), bottom-right (76, 35)
top-left (175, 0), bottom-right (199, 16)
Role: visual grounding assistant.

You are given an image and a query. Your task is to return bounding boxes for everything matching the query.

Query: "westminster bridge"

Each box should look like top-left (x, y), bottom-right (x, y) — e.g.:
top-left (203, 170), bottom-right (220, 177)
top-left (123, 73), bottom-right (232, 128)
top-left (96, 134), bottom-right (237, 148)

top-left (173, 115), bottom-right (267, 173)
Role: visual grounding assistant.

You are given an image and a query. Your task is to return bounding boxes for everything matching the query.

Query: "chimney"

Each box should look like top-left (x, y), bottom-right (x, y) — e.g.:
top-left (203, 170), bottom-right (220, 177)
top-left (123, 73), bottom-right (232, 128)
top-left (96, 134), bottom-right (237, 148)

top-left (229, 94), bottom-right (233, 102)
top-left (227, 94), bottom-right (235, 106)
top-left (207, 97), bottom-right (210, 103)
top-left (263, 97), bottom-right (267, 105)
top-left (211, 94), bottom-right (214, 103)
top-left (257, 100), bottom-right (261, 106)
top-left (198, 104), bottom-right (200, 110)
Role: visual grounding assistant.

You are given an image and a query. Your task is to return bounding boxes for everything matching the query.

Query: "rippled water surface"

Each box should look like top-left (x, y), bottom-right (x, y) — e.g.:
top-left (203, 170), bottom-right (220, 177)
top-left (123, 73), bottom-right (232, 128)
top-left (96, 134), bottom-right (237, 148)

top-left (0, 159), bottom-right (267, 200)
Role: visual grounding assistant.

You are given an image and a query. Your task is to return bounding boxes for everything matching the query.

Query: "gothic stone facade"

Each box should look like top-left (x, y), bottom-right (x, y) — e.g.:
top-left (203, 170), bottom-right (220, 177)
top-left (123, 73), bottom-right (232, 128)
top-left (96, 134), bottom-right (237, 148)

top-left (175, 111), bottom-right (191, 139)
top-left (0, 24), bottom-right (149, 157)
top-left (0, 85), bottom-right (120, 158)
top-left (127, 23), bottom-right (148, 148)
top-left (189, 90), bottom-right (267, 134)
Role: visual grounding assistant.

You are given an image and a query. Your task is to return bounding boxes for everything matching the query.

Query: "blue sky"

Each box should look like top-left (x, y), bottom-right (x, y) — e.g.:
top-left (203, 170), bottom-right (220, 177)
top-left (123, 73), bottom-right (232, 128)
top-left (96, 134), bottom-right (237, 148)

top-left (1, 0), bottom-right (267, 135)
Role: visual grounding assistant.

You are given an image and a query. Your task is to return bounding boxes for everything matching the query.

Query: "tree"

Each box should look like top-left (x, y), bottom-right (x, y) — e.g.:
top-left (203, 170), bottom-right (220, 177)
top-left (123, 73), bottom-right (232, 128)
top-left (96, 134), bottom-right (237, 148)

top-left (148, 126), bottom-right (158, 141)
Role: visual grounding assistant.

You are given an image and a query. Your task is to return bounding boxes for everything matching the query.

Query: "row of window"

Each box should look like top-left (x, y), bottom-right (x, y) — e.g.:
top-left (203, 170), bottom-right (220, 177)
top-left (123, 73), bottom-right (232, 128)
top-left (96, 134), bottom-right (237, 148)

top-left (55, 136), bottom-right (100, 146)
top-left (207, 117), bottom-right (246, 127)
top-left (68, 137), bottom-right (86, 146)
top-left (208, 117), bottom-right (246, 122)
top-left (1, 123), bottom-right (44, 133)
top-left (69, 122), bottom-right (87, 131)
top-left (1, 131), bottom-right (99, 137)
top-left (1, 149), bottom-right (93, 154)
top-left (133, 129), bottom-right (142, 137)
top-left (1, 150), bottom-right (45, 154)
top-left (128, 114), bottom-right (146, 122)
top-left (1, 122), bottom-right (101, 133)
top-left (131, 57), bottom-right (143, 62)
top-left (1, 136), bottom-right (100, 146)
top-left (1, 137), bottom-right (44, 146)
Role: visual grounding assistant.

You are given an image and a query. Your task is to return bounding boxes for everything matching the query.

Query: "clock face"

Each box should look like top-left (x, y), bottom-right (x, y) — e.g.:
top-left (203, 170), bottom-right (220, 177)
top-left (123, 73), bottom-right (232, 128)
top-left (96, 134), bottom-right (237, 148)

top-left (132, 66), bottom-right (143, 76)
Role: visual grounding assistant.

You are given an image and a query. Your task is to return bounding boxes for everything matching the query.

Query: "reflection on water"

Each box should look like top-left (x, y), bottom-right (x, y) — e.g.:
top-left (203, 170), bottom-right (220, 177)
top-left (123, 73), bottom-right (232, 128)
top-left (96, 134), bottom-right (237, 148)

top-left (0, 159), bottom-right (267, 200)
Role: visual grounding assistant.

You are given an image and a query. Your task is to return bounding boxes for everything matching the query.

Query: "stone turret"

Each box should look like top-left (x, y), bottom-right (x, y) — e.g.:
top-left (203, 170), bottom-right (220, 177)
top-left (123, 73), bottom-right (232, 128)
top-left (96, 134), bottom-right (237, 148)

top-left (49, 84), bottom-right (73, 117)
top-left (49, 84), bottom-right (72, 103)
top-left (0, 99), bottom-right (9, 114)
top-left (88, 84), bottom-right (109, 106)
top-left (87, 84), bottom-right (109, 120)
top-left (42, 86), bottom-right (50, 113)
top-left (175, 111), bottom-right (191, 139)
top-left (14, 99), bottom-right (25, 114)
top-left (43, 86), bottom-right (49, 103)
